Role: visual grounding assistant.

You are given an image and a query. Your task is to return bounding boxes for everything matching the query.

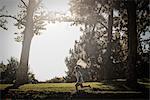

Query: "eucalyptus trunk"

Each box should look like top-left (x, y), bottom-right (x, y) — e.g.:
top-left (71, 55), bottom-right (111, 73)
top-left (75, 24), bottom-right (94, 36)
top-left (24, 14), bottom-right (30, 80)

top-left (15, 0), bottom-right (36, 86)
top-left (126, 0), bottom-right (137, 88)
top-left (104, 6), bottom-right (113, 80)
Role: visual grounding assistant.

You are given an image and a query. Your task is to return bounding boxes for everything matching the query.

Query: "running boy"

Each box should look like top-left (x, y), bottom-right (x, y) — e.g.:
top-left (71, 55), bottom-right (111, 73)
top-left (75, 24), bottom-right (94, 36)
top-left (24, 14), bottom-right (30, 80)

top-left (74, 65), bottom-right (91, 91)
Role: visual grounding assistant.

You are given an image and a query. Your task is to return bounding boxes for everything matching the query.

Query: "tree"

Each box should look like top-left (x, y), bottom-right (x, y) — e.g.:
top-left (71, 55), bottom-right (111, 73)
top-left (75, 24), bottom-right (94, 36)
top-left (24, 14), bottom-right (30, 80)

top-left (125, 0), bottom-right (149, 88)
top-left (67, 0), bottom-right (149, 82)
top-left (0, 57), bottom-right (18, 83)
top-left (0, 61), bottom-right (7, 82)
top-left (0, 0), bottom-right (74, 86)
top-left (69, 0), bottom-right (108, 79)
top-left (28, 72), bottom-right (38, 84)
top-left (103, 0), bottom-right (113, 80)
top-left (0, 57), bottom-right (38, 84)
top-left (0, 6), bottom-right (8, 30)
top-left (0, 0), bottom-right (43, 86)
top-left (126, 0), bottom-right (137, 88)
top-left (110, 0), bottom-right (149, 87)
top-left (15, 0), bottom-right (39, 86)
top-left (67, 0), bottom-right (123, 81)
top-left (1, 0), bottom-right (60, 86)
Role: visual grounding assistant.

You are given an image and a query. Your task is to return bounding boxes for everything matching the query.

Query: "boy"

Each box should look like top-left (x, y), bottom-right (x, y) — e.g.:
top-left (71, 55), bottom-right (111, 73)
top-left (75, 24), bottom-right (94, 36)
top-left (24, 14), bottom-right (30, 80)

top-left (74, 65), bottom-right (91, 91)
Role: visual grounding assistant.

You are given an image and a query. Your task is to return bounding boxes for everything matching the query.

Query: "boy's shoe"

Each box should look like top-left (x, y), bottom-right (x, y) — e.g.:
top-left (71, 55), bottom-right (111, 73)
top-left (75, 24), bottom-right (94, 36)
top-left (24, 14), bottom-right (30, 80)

top-left (88, 85), bottom-right (91, 88)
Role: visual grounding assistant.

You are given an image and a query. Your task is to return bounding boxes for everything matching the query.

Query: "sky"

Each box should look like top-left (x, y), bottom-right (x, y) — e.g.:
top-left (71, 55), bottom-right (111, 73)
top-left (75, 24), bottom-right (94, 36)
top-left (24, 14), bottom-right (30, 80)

top-left (0, 0), bottom-right (82, 81)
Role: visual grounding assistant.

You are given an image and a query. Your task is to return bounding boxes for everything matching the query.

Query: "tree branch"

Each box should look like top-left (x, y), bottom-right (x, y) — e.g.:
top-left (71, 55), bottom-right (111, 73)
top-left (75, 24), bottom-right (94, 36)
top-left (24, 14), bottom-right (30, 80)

top-left (92, 24), bottom-right (96, 32)
top-left (97, 20), bottom-right (108, 30)
top-left (0, 15), bottom-right (20, 22)
top-left (21, 0), bottom-right (27, 8)
top-left (0, 24), bottom-right (7, 30)
top-left (140, 38), bottom-right (150, 42)
top-left (97, 4), bottom-right (108, 30)
top-left (0, 15), bottom-right (25, 25)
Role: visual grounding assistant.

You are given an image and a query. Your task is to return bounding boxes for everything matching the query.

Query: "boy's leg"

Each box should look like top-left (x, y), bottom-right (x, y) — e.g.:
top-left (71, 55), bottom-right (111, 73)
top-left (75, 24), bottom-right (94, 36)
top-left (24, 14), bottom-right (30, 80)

top-left (75, 83), bottom-right (80, 91)
top-left (80, 83), bottom-right (83, 88)
top-left (80, 83), bottom-right (91, 88)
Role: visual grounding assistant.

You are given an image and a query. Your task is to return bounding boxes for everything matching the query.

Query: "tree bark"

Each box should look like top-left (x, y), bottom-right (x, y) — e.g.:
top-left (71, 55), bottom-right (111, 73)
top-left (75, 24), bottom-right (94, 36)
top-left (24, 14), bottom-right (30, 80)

top-left (104, 6), bottom-right (113, 80)
top-left (15, 0), bottom-right (36, 86)
top-left (126, 0), bottom-right (137, 88)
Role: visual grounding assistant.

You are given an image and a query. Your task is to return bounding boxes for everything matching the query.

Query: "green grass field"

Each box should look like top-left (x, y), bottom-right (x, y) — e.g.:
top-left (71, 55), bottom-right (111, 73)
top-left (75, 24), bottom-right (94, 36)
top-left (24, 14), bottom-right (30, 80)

top-left (0, 84), bottom-right (12, 90)
top-left (21, 82), bottom-right (118, 92)
top-left (0, 81), bottom-right (149, 99)
top-left (0, 82), bottom-right (117, 92)
top-left (0, 81), bottom-right (149, 92)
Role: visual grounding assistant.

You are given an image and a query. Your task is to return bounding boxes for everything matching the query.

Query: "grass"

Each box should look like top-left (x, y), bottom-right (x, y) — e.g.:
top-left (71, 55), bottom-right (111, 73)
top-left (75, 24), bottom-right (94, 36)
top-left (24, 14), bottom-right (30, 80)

top-left (138, 81), bottom-right (150, 88)
top-left (0, 82), bottom-right (117, 92)
top-left (0, 84), bottom-right (13, 90)
top-left (0, 81), bottom-right (149, 99)
top-left (1, 81), bottom-right (149, 92)
top-left (18, 83), bottom-right (75, 92)
top-left (15, 82), bottom-right (116, 92)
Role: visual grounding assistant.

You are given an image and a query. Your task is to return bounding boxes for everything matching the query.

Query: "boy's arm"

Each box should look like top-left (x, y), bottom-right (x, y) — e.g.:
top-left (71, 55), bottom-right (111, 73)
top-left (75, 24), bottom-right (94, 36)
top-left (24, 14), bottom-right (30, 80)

top-left (71, 68), bottom-right (75, 76)
top-left (68, 68), bottom-right (75, 77)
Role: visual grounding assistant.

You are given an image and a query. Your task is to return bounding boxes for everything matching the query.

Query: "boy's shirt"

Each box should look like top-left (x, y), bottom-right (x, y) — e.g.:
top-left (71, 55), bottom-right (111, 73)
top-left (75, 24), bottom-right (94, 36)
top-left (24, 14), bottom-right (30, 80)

top-left (75, 70), bottom-right (84, 83)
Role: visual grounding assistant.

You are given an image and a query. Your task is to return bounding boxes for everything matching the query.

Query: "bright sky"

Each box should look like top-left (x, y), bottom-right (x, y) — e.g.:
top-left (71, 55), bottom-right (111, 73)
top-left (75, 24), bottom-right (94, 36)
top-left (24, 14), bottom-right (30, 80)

top-left (0, 0), bottom-right (82, 81)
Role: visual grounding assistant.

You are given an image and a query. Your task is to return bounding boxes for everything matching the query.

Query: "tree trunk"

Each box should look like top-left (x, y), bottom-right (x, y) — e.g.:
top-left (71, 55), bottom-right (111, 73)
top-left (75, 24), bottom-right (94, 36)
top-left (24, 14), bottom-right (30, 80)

top-left (104, 6), bottom-right (113, 80)
top-left (126, 0), bottom-right (137, 88)
top-left (15, 0), bottom-right (36, 86)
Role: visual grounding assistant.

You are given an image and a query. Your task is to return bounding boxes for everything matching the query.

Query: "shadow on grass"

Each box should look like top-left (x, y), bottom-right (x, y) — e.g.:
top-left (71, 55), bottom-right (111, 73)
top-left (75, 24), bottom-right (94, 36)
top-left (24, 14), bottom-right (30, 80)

top-left (94, 79), bottom-right (128, 91)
